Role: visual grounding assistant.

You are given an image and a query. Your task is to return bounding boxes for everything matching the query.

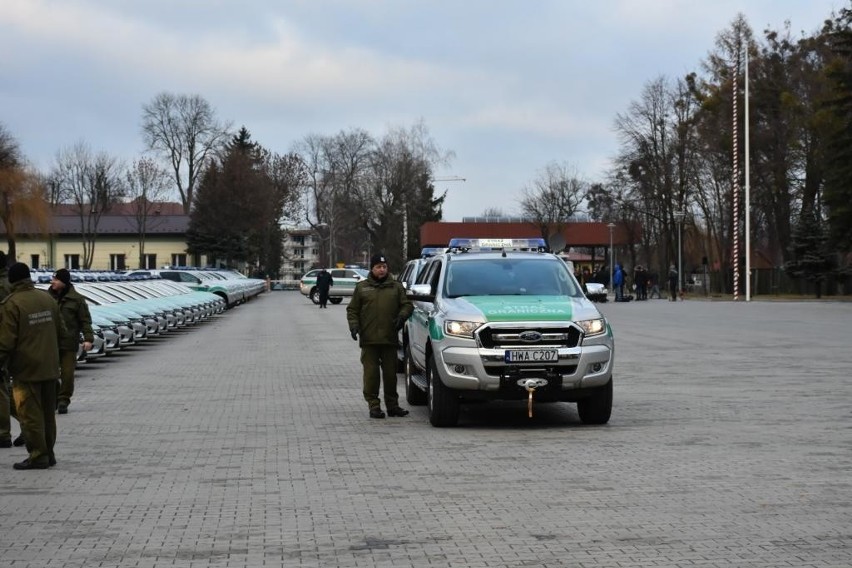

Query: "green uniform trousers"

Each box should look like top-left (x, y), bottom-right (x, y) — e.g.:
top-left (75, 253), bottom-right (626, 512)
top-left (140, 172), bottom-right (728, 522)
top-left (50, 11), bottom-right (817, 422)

top-left (57, 350), bottom-right (78, 405)
top-left (13, 380), bottom-right (57, 466)
top-left (0, 368), bottom-right (16, 444)
top-left (360, 345), bottom-right (400, 410)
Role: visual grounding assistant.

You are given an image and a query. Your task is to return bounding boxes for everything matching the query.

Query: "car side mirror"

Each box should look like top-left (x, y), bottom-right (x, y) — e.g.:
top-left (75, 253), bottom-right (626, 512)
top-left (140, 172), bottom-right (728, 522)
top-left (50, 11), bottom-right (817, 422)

top-left (408, 283), bottom-right (435, 302)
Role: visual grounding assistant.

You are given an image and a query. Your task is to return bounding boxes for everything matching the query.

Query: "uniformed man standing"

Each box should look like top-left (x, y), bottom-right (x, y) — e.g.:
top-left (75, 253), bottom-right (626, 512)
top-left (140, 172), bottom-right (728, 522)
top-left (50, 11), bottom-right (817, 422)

top-left (347, 254), bottom-right (413, 419)
top-left (49, 268), bottom-right (93, 414)
top-left (0, 263), bottom-right (66, 469)
top-left (0, 252), bottom-right (12, 448)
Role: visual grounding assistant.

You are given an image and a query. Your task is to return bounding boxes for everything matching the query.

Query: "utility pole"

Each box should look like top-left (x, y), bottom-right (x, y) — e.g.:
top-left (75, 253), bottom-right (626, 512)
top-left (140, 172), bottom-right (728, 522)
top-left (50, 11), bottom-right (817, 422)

top-left (674, 211), bottom-right (685, 295)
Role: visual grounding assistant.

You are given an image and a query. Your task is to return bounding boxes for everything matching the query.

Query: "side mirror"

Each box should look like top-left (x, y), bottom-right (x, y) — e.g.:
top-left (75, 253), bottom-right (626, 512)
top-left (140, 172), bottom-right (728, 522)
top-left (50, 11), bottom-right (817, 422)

top-left (408, 283), bottom-right (435, 302)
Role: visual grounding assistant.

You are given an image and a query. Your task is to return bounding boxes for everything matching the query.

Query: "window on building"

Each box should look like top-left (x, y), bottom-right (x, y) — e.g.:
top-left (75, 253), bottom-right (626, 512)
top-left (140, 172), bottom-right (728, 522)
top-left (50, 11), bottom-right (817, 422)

top-left (110, 254), bottom-right (126, 271)
top-left (30, 254), bottom-right (40, 269)
top-left (171, 253), bottom-right (187, 267)
top-left (142, 254), bottom-right (157, 269)
top-left (64, 254), bottom-right (80, 270)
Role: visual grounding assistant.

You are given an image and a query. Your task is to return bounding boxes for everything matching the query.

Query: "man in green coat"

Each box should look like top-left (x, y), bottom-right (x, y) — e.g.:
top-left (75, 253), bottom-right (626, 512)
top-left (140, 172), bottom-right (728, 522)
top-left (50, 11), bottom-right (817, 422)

top-left (0, 263), bottom-right (67, 469)
top-left (347, 253), bottom-right (413, 419)
top-left (49, 268), bottom-right (93, 414)
top-left (0, 251), bottom-right (12, 448)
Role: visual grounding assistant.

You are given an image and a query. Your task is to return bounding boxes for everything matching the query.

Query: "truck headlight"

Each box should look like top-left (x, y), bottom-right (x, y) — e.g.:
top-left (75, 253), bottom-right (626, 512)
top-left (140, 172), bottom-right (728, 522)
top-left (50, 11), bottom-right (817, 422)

top-left (445, 320), bottom-right (479, 338)
top-left (577, 318), bottom-right (606, 337)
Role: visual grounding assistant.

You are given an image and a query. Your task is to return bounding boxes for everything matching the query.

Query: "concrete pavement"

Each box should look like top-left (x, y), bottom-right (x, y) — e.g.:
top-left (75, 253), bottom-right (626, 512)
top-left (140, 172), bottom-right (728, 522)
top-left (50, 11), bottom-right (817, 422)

top-left (1, 292), bottom-right (850, 567)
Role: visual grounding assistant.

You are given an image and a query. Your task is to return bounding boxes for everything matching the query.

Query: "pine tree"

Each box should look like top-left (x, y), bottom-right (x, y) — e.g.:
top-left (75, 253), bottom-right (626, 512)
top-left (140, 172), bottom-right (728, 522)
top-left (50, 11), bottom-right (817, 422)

top-left (784, 207), bottom-right (834, 297)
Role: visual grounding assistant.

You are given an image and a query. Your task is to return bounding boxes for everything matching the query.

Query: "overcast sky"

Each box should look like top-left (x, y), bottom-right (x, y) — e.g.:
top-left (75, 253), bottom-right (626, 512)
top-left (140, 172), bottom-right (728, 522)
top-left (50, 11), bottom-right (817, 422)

top-left (1, 0), bottom-right (843, 221)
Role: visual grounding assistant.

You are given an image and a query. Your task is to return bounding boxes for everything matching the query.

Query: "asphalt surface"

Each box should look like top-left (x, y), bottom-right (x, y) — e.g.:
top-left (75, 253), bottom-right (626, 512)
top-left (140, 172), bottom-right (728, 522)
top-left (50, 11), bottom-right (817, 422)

top-left (1, 292), bottom-right (850, 567)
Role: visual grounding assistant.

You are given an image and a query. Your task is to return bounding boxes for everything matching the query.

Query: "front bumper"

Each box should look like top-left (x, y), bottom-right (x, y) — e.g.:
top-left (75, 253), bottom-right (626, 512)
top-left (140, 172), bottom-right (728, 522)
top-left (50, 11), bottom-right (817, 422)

top-left (433, 337), bottom-right (614, 397)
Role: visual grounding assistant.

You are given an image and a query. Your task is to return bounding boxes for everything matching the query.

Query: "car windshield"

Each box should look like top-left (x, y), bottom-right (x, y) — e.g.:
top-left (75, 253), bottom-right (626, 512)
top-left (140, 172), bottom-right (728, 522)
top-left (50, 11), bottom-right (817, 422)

top-left (444, 258), bottom-right (583, 298)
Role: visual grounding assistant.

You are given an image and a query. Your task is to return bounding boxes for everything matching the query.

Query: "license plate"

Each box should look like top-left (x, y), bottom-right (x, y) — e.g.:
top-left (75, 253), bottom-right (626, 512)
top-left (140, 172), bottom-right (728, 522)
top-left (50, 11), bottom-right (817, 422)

top-left (504, 349), bottom-right (558, 363)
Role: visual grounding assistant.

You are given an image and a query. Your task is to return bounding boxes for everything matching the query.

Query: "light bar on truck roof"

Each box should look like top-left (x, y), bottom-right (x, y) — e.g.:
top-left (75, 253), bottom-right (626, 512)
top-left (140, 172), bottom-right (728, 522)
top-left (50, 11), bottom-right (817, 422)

top-left (420, 247), bottom-right (444, 258)
top-left (446, 237), bottom-right (548, 252)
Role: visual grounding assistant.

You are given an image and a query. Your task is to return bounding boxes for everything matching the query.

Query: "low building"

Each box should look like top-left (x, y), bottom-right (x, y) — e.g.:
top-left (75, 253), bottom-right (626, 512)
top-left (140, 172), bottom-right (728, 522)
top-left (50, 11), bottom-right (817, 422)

top-left (4, 202), bottom-right (206, 270)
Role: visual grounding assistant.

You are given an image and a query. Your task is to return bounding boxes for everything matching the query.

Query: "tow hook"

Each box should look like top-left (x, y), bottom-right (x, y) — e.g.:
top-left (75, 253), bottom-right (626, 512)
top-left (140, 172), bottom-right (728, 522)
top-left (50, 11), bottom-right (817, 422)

top-left (517, 378), bottom-right (548, 418)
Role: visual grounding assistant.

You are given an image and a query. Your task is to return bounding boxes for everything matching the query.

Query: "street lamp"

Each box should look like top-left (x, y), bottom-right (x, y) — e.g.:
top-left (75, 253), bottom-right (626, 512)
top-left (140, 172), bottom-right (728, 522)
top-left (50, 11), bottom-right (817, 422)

top-left (673, 211), bottom-right (685, 295)
top-left (314, 222), bottom-right (331, 267)
top-left (607, 223), bottom-right (616, 300)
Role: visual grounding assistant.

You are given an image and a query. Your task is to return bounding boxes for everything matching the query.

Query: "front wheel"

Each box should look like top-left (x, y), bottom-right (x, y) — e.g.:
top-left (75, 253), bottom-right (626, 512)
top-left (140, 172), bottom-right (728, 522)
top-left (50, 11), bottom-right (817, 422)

top-left (405, 345), bottom-right (427, 406)
top-left (309, 288), bottom-right (320, 304)
top-left (329, 297), bottom-right (343, 305)
top-left (577, 379), bottom-right (612, 424)
top-left (428, 354), bottom-right (460, 426)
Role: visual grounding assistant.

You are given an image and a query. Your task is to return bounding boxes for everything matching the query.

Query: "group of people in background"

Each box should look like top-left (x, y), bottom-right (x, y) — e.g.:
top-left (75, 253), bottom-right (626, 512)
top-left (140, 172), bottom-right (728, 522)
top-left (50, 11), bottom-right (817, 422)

top-left (577, 262), bottom-right (683, 302)
top-left (0, 253), bottom-right (93, 470)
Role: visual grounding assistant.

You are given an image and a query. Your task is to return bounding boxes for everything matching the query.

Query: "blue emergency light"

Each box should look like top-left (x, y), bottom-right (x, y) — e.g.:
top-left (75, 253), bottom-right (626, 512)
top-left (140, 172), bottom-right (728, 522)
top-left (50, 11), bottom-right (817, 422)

top-left (446, 237), bottom-right (548, 252)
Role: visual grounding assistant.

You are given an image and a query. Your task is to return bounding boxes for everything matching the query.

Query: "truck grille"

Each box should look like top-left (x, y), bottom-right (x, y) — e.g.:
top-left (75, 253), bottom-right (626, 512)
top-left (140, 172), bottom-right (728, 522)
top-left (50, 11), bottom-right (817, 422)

top-left (476, 324), bottom-right (582, 349)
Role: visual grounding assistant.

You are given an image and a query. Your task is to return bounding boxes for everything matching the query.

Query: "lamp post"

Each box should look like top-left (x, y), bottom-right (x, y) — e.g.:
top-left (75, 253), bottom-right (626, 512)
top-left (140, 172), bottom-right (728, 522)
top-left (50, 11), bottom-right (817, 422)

top-left (315, 222), bottom-right (330, 267)
top-left (673, 211), bottom-right (685, 295)
top-left (607, 223), bottom-right (616, 300)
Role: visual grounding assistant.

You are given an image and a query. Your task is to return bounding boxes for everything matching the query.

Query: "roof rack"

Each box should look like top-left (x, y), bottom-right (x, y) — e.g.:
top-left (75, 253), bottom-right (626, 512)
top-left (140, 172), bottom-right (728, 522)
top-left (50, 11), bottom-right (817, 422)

top-left (446, 237), bottom-right (548, 254)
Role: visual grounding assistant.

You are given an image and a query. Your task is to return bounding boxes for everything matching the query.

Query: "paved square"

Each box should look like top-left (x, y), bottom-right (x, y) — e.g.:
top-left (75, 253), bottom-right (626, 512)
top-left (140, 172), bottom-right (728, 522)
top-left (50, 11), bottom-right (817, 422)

top-left (1, 292), bottom-right (850, 567)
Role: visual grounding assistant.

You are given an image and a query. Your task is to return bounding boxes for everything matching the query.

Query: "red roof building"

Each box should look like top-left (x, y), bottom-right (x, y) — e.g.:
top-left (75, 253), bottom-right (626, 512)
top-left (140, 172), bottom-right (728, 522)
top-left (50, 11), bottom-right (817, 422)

top-left (420, 221), bottom-right (633, 249)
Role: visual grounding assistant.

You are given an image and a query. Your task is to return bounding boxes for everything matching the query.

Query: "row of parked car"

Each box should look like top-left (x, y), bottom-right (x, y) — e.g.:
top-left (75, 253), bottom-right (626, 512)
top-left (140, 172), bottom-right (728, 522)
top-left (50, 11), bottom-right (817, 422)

top-left (26, 268), bottom-right (267, 362)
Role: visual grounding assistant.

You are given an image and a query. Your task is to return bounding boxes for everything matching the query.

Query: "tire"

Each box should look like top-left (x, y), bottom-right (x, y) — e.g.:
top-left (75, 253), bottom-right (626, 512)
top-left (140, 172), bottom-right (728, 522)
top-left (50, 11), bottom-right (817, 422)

top-left (329, 297), bottom-right (343, 305)
top-left (577, 379), bottom-right (612, 424)
top-left (405, 345), bottom-right (427, 406)
top-left (309, 288), bottom-right (319, 304)
top-left (427, 354), bottom-right (460, 426)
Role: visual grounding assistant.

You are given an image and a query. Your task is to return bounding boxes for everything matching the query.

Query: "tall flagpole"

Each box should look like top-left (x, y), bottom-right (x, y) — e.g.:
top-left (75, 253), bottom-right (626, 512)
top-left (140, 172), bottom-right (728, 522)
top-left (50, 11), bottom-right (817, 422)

top-left (732, 51), bottom-right (741, 301)
top-left (745, 46), bottom-right (751, 302)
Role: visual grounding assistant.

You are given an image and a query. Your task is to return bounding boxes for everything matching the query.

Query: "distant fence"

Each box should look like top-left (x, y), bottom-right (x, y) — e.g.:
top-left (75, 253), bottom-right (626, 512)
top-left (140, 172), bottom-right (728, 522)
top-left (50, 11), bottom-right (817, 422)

top-left (685, 268), bottom-right (851, 297)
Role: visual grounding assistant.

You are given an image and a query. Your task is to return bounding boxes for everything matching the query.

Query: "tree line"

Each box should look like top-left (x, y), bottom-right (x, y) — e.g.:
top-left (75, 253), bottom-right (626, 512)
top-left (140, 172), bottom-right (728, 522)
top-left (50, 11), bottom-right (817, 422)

top-left (1, 6), bottom-right (850, 292)
top-left (590, 8), bottom-right (852, 295)
top-left (502, 7), bottom-right (852, 295)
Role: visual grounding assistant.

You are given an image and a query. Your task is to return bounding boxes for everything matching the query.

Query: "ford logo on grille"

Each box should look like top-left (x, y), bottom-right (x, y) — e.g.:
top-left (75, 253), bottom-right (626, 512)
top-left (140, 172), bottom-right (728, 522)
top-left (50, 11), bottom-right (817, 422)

top-left (519, 331), bottom-right (542, 343)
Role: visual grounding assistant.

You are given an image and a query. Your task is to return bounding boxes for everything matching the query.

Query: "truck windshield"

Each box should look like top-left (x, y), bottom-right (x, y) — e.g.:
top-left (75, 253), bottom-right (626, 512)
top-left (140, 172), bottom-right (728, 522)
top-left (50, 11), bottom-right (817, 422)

top-left (444, 258), bottom-right (583, 298)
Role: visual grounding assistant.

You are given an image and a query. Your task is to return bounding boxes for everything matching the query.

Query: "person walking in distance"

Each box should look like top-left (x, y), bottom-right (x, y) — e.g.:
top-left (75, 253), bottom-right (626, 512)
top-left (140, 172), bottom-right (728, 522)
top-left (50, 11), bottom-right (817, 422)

top-left (0, 263), bottom-right (67, 469)
top-left (668, 263), bottom-right (679, 301)
top-left (346, 254), bottom-right (413, 419)
top-left (49, 268), bottom-right (93, 414)
top-left (613, 263), bottom-right (624, 302)
top-left (316, 268), bottom-right (333, 308)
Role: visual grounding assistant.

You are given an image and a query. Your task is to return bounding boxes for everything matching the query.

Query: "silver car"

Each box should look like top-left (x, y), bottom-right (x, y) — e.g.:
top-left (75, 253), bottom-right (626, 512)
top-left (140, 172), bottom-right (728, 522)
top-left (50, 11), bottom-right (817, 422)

top-left (299, 268), bottom-right (368, 305)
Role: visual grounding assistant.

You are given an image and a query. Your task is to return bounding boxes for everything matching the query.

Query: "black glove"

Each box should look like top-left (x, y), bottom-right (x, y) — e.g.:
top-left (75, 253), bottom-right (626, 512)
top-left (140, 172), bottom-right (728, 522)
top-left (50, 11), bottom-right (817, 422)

top-left (394, 316), bottom-right (406, 331)
top-left (350, 328), bottom-right (359, 341)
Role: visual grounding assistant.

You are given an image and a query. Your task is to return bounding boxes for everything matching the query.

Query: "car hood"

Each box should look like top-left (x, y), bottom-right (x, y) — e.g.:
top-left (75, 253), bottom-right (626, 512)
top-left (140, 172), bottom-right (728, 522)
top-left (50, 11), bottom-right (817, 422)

top-left (442, 295), bottom-right (601, 322)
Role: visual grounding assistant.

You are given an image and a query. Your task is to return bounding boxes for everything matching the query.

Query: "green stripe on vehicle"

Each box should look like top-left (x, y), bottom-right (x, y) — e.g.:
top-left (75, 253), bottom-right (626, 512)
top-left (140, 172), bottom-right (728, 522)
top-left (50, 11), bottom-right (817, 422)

top-left (428, 318), bottom-right (444, 340)
top-left (463, 296), bottom-right (575, 321)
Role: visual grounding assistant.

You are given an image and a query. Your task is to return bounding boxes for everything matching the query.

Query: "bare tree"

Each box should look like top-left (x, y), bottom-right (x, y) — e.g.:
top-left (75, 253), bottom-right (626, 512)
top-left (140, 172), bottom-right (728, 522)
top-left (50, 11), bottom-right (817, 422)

top-left (141, 92), bottom-right (230, 214)
top-left (295, 129), bottom-right (374, 266)
top-left (481, 207), bottom-right (506, 218)
top-left (520, 161), bottom-right (586, 248)
top-left (0, 124), bottom-right (51, 262)
top-left (124, 157), bottom-right (172, 267)
top-left (52, 142), bottom-right (125, 268)
top-left (356, 123), bottom-right (448, 268)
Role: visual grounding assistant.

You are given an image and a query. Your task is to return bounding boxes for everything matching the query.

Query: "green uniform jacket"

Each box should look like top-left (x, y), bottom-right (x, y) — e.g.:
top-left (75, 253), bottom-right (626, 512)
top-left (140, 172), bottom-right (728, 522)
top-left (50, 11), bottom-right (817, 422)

top-left (49, 285), bottom-right (94, 353)
top-left (0, 280), bottom-right (67, 383)
top-left (0, 268), bottom-right (10, 300)
top-left (346, 274), bottom-right (413, 346)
